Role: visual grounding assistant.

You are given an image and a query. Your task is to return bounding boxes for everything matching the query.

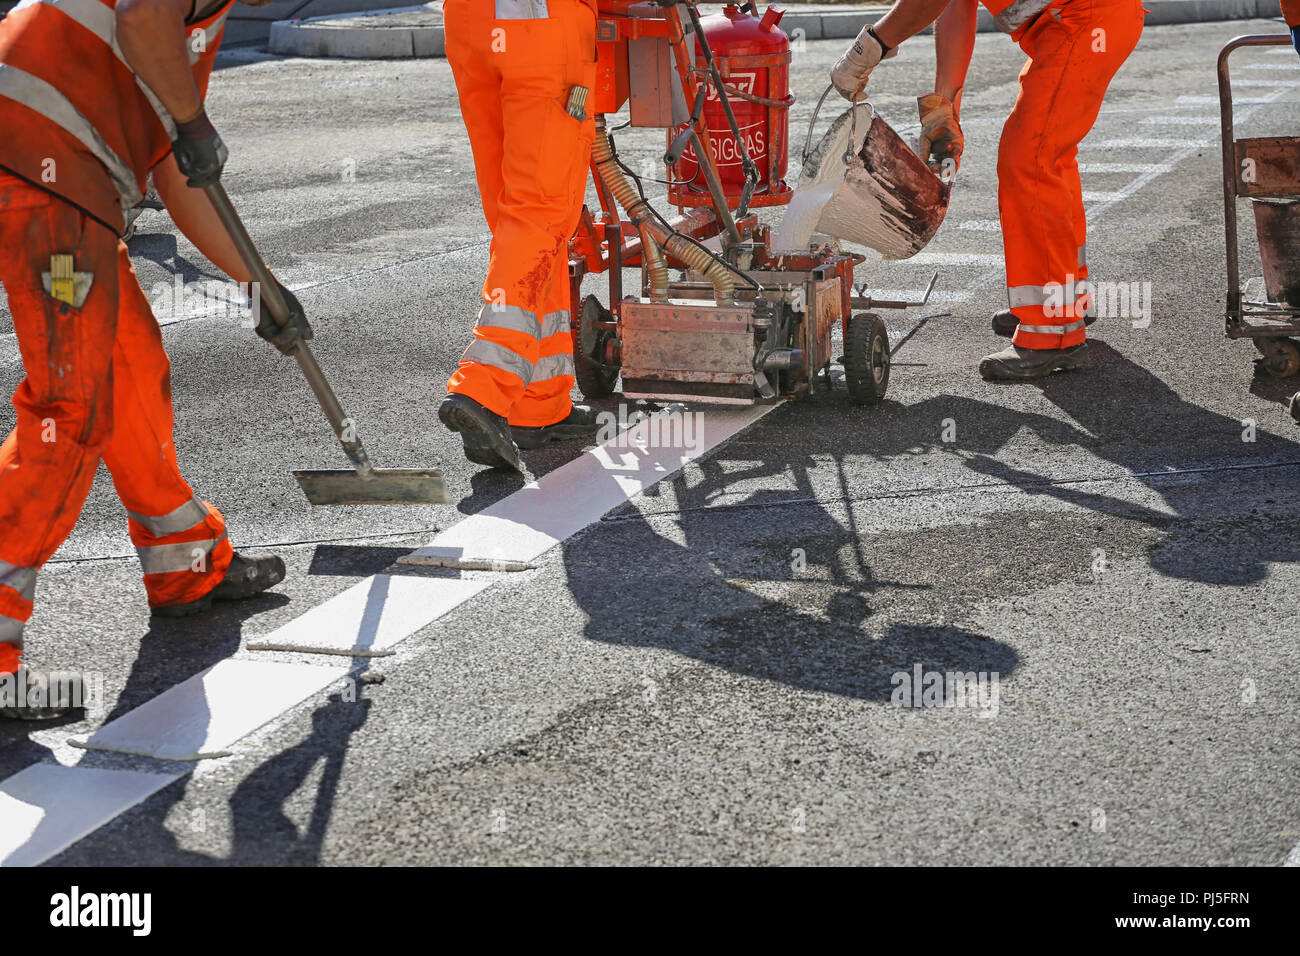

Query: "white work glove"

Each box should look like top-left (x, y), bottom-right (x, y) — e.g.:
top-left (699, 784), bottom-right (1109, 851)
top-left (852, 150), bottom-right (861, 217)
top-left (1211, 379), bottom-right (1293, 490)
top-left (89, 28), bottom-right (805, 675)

top-left (830, 25), bottom-right (896, 102)
top-left (917, 92), bottom-right (963, 181)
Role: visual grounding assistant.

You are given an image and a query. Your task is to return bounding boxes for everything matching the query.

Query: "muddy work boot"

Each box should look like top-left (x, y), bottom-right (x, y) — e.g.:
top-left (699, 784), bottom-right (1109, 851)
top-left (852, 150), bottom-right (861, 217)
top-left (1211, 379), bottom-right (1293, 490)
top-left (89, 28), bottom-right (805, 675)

top-left (979, 343), bottom-right (1088, 381)
top-left (512, 405), bottom-right (601, 450)
top-left (152, 551), bottom-right (287, 619)
top-left (0, 664), bottom-right (88, 721)
top-left (992, 309), bottom-right (1095, 338)
top-left (439, 393), bottom-right (524, 472)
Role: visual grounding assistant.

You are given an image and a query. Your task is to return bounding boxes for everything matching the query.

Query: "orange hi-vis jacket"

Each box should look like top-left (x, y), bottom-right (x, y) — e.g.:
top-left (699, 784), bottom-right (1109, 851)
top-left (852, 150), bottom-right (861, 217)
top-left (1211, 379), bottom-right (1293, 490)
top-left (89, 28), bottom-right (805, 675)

top-left (0, 0), bottom-right (231, 233)
top-left (1283, 0), bottom-right (1300, 27)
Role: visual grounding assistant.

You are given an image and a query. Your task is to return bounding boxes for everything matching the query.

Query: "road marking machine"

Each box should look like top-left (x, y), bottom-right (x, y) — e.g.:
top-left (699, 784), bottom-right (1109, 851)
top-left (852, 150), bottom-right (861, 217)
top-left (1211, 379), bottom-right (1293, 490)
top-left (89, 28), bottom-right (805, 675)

top-left (567, 1), bottom-right (950, 408)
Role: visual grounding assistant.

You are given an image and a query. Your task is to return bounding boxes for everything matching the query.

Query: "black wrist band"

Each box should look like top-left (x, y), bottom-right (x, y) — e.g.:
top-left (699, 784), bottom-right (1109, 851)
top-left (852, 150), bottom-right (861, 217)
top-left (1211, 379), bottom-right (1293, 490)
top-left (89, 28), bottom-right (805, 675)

top-left (867, 26), bottom-right (891, 55)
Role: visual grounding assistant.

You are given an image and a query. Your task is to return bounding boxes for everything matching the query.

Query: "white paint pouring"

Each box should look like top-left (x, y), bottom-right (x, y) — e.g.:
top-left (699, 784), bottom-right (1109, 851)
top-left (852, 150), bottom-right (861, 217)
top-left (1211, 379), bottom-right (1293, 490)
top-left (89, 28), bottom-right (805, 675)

top-left (0, 765), bottom-right (179, 867)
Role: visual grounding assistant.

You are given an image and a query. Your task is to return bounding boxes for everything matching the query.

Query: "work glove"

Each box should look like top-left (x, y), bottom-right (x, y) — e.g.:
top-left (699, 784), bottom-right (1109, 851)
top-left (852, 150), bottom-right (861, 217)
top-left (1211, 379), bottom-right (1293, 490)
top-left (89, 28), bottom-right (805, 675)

top-left (254, 281), bottom-right (314, 356)
top-left (917, 93), bottom-right (964, 181)
top-left (830, 25), bottom-right (895, 102)
top-left (171, 107), bottom-right (228, 188)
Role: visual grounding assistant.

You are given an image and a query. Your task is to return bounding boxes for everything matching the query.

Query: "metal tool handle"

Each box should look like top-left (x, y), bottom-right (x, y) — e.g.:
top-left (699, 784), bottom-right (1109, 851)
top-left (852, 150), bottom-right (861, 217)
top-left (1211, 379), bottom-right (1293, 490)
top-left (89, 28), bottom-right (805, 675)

top-left (202, 182), bottom-right (375, 477)
top-left (803, 84), bottom-right (868, 169)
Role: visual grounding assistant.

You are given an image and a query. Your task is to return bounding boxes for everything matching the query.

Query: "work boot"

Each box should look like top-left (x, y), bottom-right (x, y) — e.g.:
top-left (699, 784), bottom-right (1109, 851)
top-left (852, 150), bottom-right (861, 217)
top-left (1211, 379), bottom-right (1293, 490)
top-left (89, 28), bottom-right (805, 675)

top-left (152, 551), bottom-right (286, 618)
top-left (979, 343), bottom-right (1088, 381)
top-left (991, 309), bottom-right (1096, 338)
top-left (438, 393), bottom-right (524, 472)
top-left (512, 405), bottom-right (601, 450)
top-left (0, 661), bottom-right (87, 721)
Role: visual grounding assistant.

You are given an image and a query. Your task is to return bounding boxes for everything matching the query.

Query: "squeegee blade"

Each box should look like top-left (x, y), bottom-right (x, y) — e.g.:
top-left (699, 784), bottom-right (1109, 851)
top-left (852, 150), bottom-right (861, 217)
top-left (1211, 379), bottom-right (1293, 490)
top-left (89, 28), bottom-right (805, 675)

top-left (293, 469), bottom-right (450, 505)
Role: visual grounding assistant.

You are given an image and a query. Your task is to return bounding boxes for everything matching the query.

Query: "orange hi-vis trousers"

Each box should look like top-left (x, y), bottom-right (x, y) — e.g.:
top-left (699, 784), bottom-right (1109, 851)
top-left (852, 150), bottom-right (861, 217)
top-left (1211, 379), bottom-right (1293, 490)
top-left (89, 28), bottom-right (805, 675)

top-left (0, 173), bottom-right (232, 657)
top-left (443, 0), bottom-right (597, 427)
top-left (998, 0), bottom-right (1144, 350)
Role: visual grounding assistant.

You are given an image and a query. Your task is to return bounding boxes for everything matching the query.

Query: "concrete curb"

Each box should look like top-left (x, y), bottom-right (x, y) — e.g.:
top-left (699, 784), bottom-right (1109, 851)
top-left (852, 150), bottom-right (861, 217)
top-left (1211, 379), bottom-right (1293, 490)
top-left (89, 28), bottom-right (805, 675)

top-left (269, 0), bottom-right (1287, 59)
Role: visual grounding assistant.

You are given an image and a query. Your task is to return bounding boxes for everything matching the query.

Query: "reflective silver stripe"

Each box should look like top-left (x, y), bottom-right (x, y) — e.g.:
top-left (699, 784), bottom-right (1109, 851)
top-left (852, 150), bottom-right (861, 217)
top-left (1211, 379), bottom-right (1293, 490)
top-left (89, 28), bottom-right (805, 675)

top-left (462, 339), bottom-right (534, 384)
top-left (1017, 318), bottom-right (1088, 335)
top-left (127, 494), bottom-right (209, 538)
top-left (475, 303), bottom-right (540, 338)
top-left (992, 0), bottom-right (1051, 33)
top-left (1007, 284), bottom-right (1052, 308)
top-left (15, 0), bottom-right (177, 141)
top-left (494, 0), bottom-right (549, 18)
top-left (0, 64), bottom-right (142, 213)
top-left (1078, 244), bottom-right (1087, 269)
top-left (0, 614), bottom-right (23, 643)
top-left (187, 9), bottom-right (230, 66)
top-left (532, 351), bottom-right (575, 383)
top-left (0, 560), bottom-right (36, 601)
top-left (539, 309), bottom-right (570, 339)
top-left (136, 532), bottom-right (227, 575)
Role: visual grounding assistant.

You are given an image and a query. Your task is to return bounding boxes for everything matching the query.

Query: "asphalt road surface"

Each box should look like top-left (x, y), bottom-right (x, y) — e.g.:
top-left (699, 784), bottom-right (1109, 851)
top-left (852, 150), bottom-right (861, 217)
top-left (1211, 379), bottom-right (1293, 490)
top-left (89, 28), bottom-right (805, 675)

top-left (2, 16), bottom-right (1298, 866)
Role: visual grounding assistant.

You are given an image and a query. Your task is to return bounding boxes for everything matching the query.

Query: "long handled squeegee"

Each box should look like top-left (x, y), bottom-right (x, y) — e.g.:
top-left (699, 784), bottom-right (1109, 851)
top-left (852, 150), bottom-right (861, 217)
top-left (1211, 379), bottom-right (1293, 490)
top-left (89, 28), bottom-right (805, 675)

top-left (203, 183), bottom-right (449, 505)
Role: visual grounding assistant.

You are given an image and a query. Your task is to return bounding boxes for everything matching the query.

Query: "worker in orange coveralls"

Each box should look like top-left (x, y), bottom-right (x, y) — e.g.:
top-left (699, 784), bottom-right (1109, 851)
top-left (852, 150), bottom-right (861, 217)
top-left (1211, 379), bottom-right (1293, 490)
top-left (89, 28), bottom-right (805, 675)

top-left (1284, 0), bottom-right (1300, 55)
top-left (0, 0), bottom-right (305, 719)
top-left (830, 0), bottom-right (1144, 381)
top-left (438, 0), bottom-right (603, 471)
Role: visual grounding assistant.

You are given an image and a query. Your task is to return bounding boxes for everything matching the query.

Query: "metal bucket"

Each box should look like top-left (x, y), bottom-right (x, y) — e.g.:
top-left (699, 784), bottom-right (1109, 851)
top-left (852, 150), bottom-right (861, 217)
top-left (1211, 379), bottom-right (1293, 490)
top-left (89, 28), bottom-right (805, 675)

top-left (775, 95), bottom-right (949, 259)
top-left (1251, 196), bottom-right (1300, 307)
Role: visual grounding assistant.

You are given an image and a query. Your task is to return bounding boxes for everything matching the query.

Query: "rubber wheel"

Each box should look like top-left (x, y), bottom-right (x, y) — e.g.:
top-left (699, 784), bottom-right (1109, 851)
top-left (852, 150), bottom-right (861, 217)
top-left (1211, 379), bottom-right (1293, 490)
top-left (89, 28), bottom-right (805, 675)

top-left (1259, 338), bottom-right (1300, 379)
top-left (844, 313), bottom-right (890, 406)
top-left (573, 294), bottom-right (619, 399)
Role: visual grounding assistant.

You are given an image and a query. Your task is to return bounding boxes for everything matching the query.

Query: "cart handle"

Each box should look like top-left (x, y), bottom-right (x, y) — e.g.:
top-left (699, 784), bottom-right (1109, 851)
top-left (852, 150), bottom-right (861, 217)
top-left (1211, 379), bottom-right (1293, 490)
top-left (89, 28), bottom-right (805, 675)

top-left (1219, 33), bottom-right (1292, 317)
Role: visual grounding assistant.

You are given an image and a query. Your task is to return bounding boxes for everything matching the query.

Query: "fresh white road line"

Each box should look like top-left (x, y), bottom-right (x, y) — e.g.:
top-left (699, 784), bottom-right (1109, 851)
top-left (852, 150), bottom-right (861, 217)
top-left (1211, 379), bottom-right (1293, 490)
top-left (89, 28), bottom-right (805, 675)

top-left (1140, 115), bottom-right (1220, 125)
top-left (1082, 191), bottom-right (1124, 202)
top-left (0, 765), bottom-right (179, 867)
top-left (904, 252), bottom-right (1003, 266)
top-left (1245, 61), bottom-right (1300, 70)
top-left (1176, 95), bottom-right (1274, 105)
top-left (1092, 138), bottom-right (1209, 149)
top-left (246, 574), bottom-right (491, 656)
top-left (854, 288), bottom-right (975, 303)
top-left (1234, 79), bottom-right (1300, 87)
top-left (1077, 163), bottom-right (1163, 173)
top-left (71, 659), bottom-right (344, 761)
top-left (1285, 839), bottom-right (1300, 866)
top-left (958, 220), bottom-right (1001, 232)
top-left (400, 403), bottom-right (776, 570)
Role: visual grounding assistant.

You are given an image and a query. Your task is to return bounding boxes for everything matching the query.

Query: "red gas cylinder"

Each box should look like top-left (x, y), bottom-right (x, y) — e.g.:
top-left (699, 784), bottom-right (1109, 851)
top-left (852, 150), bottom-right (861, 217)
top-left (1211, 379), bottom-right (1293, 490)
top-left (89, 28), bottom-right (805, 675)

top-left (668, 3), bottom-right (793, 209)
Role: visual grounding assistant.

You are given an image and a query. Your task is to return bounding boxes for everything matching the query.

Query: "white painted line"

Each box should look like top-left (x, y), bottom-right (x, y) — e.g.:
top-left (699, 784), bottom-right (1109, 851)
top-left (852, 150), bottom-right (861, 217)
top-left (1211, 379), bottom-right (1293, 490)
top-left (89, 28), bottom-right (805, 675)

top-left (0, 765), bottom-right (179, 867)
top-left (1092, 138), bottom-right (1208, 149)
top-left (904, 252), bottom-right (1002, 266)
top-left (1285, 839), bottom-right (1300, 866)
top-left (856, 288), bottom-right (975, 303)
top-left (247, 574), bottom-right (491, 655)
top-left (1176, 95), bottom-right (1273, 105)
top-left (1234, 79), bottom-right (1300, 87)
top-left (1245, 61), bottom-right (1300, 70)
top-left (72, 659), bottom-right (342, 760)
top-left (401, 404), bottom-right (775, 568)
top-left (958, 219), bottom-right (1000, 232)
top-left (1077, 162), bottom-right (1162, 173)
top-left (1082, 191), bottom-right (1124, 202)
top-left (1139, 115), bottom-right (1220, 125)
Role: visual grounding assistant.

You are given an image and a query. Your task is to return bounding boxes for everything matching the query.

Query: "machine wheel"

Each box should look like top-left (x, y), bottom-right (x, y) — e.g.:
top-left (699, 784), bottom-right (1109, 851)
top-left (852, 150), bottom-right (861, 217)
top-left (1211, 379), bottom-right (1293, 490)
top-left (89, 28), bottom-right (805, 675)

top-left (1290, 391), bottom-right (1300, 424)
top-left (573, 294), bottom-right (619, 399)
top-left (1256, 337), bottom-right (1300, 378)
top-left (844, 313), bottom-right (890, 406)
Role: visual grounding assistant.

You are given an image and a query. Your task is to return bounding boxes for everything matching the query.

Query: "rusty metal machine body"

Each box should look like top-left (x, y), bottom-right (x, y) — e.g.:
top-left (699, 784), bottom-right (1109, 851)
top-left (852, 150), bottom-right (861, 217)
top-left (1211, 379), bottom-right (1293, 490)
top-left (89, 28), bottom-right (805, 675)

top-left (1218, 33), bottom-right (1300, 390)
top-left (569, 0), bottom-right (926, 407)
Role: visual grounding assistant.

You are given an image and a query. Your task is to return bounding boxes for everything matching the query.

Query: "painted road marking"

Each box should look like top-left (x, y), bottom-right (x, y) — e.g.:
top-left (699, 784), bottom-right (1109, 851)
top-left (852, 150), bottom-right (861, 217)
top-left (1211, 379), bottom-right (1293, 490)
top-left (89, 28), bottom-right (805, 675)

top-left (1140, 115), bottom-right (1220, 125)
top-left (958, 220), bottom-right (1001, 231)
top-left (0, 765), bottom-right (179, 867)
top-left (1176, 95), bottom-right (1274, 104)
top-left (1234, 79), bottom-right (1300, 87)
top-left (400, 404), bottom-right (775, 569)
top-left (1077, 163), bottom-right (1163, 173)
top-left (1245, 62), bottom-right (1300, 70)
top-left (854, 288), bottom-right (975, 303)
top-left (246, 574), bottom-right (491, 656)
top-left (1093, 138), bottom-right (1208, 149)
top-left (72, 659), bottom-right (343, 761)
top-left (904, 252), bottom-right (1003, 266)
